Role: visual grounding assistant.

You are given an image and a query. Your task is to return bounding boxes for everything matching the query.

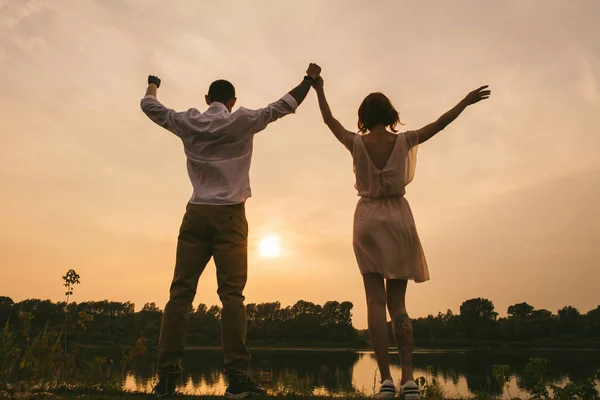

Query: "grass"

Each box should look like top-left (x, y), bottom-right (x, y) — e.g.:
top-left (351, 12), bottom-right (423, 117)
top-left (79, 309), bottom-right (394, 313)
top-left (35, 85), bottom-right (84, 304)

top-left (0, 393), bottom-right (474, 400)
top-left (2, 320), bottom-right (599, 400)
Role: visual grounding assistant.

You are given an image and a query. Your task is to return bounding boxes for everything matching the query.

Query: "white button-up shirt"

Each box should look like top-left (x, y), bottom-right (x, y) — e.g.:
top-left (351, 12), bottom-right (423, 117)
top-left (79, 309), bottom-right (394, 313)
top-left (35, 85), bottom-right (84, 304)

top-left (140, 93), bottom-right (298, 205)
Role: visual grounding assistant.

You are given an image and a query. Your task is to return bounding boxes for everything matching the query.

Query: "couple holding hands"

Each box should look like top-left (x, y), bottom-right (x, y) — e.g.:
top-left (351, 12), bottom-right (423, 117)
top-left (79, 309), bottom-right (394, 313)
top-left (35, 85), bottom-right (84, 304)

top-left (140, 62), bottom-right (490, 398)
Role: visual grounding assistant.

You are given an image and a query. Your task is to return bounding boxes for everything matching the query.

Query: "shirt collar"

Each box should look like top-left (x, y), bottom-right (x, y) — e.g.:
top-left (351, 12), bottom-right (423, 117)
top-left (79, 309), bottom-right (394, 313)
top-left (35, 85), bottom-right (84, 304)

top-left (208, 102), bottom-right (229, 113)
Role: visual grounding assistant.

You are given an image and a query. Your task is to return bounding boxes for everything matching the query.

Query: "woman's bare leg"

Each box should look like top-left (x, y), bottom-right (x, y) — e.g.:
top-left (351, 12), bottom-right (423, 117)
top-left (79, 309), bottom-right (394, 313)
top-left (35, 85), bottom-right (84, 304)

top-left (363, 273), bottom-right (392, 382)
top-left (386, 279), bottom-right (414, 384)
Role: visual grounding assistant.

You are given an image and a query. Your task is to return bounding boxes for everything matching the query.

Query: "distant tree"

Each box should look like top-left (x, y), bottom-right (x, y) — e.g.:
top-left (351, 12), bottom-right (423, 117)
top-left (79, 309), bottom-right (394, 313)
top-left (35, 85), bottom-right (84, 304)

top-left (138, 302), bottom-right (162, 334)
top-left (557, 306), bottom-right (581, 334)
top-left (16, 299), bottom-right (62, 328)
top-left (0, 296), bottom-right (14, 325)
top-left (507, 302), bottom-right (535, 320)
top-left (321, 301), bottom-right (355, 342)
top-left (521, 308), bottom-right (555, 339)
top-left (207, 305), bottom-right (221, 320)
top-left (196, 303), bottom-right (208, 314)
top-left (583, 306), bottom-right (600, 337)
top-left (141, 302), bottom-right (161, 312)
top-left (290, 301), bottom-right (322, 341)
top-left (460, 298), bottom-right (498, 321)
top-left (502, 303), bottom-right (537, 341)
top-left (62, 269), bottom-right (80, 306)
top-left (532, 309), bottom-right (553, 319)
top-left (339, 301), bottom-right (354, 326)
top-left (442, 309), bottom-right (455, 322)
top-left (252, 302), bottom-right (281, 339)
top-left (61, 269), bottom-right (80, 352)
top-left (586, 306), bottom-right (600, 319)
top-left (189, 303), bottom-right (219, 341)
top-left (558, 306), bottom-right (581, 322)
top-left (459, 298), bottom-right (498, 338)
top-left (0, 296), bottom-right (14, 308)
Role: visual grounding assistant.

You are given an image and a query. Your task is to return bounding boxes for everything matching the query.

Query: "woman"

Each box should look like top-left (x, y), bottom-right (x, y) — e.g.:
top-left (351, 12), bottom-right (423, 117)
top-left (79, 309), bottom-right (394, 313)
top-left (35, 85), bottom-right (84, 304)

top-left (311, 76), bottom-right (490, 399)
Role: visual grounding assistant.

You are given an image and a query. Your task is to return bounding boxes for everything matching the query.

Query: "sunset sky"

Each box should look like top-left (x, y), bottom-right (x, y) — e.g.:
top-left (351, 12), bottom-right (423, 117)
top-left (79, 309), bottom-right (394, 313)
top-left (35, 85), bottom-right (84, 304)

top-left (1, 1), bottom-right (599, 329)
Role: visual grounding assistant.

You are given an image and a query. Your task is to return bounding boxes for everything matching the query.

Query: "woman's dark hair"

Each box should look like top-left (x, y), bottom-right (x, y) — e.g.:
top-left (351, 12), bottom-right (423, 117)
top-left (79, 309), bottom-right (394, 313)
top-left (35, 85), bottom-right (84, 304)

top-left (357, 92), bottom-right (403, 133)
top-left (208, 79), bottom-right (235, 103)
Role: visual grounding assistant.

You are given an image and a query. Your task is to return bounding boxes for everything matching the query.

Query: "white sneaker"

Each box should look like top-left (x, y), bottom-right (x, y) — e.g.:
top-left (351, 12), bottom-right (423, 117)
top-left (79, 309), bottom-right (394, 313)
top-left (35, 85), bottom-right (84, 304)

top-left (374, 379), bottom-right (396, 399)
top-left (400, 380), bottom-right (420, 400)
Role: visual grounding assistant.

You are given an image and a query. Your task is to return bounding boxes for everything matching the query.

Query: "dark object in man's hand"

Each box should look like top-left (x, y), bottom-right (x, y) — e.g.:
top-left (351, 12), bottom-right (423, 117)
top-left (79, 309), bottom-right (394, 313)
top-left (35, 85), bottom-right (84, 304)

top-left (148, 75), bottom-right (161, 88)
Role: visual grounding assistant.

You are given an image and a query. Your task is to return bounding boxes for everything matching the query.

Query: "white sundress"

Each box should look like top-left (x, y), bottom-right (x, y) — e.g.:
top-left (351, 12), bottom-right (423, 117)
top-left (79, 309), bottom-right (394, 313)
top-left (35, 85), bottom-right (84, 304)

top-left (352, 131), bottom-right (429, 282)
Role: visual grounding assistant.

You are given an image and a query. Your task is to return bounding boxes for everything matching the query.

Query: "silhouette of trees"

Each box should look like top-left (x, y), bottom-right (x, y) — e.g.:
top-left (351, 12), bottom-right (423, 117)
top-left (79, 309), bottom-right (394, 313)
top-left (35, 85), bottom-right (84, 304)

top-left (410, 299), bottom-right (599, 348)
top-left (0, 296), bottom-right (14, 325)
top-left (0, 297), bottom-right (359, 347)
top-left (458, 298), bottom-right (498, 339)
top-left (508, 302), bottom-right (535, 320)
top-left (141, 302), bottom-right (161, 312)
top-left (1, 295), bottom-right (599, 348)
top-left (557, 306), bottom-right (581, 330)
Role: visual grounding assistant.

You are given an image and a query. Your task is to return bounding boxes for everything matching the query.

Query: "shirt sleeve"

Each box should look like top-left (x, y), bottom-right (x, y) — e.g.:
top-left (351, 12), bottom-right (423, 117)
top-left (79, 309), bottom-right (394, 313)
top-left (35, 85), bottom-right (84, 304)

top-left (140, 95), bottom-right (186, 137)
top-left (243, 93), bottom-right (298, 134)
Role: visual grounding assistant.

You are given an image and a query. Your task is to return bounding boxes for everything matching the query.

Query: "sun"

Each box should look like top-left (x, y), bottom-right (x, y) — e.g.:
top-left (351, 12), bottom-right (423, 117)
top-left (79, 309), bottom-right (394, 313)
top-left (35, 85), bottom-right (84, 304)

top-left (258, 235), bottom-right (281, 258)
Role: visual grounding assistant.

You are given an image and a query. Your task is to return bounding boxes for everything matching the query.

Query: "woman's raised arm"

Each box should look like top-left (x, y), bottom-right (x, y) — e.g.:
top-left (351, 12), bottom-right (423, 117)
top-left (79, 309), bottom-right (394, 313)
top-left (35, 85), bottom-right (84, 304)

top-left (312, 76), bottom-right (356, 152)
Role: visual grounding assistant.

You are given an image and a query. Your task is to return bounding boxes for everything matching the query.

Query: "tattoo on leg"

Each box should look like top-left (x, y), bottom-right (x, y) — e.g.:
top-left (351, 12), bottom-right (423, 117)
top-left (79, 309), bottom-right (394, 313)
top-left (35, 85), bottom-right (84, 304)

top-left (394, 313), bottom-right (413, 366)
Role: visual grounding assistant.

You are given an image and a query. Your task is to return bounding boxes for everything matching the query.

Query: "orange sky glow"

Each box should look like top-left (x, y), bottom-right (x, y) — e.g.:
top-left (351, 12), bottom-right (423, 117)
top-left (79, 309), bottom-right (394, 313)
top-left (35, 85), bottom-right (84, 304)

top-left (1, 1), bottom-right (599, 329)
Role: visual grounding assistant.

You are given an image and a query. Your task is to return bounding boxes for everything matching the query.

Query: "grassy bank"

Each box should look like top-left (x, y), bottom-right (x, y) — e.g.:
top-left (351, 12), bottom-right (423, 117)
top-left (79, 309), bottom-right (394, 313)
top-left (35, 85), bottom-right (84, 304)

top-left (0, 394), bottom-right (476, 400)
top-left (2, 323), bottom-right (599, 400)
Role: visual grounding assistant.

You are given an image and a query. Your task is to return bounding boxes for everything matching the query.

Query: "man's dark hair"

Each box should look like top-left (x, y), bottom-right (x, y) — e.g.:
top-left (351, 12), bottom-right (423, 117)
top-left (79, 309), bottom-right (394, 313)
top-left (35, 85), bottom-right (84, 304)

top-left (208, 80), bottom-right (235, 103)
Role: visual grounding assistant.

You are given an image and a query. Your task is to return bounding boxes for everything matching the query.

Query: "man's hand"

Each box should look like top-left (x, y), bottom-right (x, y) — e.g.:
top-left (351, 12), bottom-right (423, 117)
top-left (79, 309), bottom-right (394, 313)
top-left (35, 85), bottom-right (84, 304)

top-left (148, 75), bottom-right (161, 88)
top-left (288, 63), bottom-right (321, 106)
top-left (312, 76), bottom-right (324, 90)
top-left (306, 63), bottom-right (321, 80)
top-left (462, 85), bottom-right (491, 106)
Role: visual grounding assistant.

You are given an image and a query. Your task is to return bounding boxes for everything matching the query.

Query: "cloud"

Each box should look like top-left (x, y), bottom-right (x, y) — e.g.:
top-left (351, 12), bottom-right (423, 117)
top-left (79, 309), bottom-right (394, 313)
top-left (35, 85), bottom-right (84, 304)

top-left (0, 0), bottom-right (47, 28)
top-left (1, 0), bottom-right (600, 328)
top-left (578, 56), bottom-right (600, 105)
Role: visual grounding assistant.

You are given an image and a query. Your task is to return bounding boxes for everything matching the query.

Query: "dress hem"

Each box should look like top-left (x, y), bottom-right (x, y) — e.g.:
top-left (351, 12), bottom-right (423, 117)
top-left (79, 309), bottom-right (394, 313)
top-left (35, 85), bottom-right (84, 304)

top-left (359, 270), bottom-right (430, 283)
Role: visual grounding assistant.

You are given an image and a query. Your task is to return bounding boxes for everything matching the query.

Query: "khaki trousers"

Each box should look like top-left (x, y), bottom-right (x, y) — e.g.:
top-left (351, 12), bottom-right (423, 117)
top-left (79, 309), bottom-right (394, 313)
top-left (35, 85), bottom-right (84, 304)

top-left (158, 202), bottom-right (250, 378)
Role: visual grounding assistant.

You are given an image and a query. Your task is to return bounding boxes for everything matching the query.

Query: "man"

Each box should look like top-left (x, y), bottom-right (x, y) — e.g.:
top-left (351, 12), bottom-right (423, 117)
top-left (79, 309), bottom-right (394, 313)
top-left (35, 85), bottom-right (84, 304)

top-left (140, 62), bottom-right (321, 398)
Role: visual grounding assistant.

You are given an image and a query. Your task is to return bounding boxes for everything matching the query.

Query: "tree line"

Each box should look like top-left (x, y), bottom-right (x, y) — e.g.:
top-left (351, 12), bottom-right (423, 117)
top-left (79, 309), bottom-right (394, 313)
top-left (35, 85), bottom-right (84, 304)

top-left (1, 296), bottom-right (599, 348)
top-left (0, 297), bottom-right (358, 347)
top-left (410, 298), bottom-right (600, 348)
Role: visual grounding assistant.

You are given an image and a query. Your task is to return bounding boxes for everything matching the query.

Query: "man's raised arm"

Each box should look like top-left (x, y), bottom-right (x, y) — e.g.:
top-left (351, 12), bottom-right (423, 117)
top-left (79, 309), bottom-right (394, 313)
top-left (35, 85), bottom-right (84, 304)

top-left (288, 63), bottom-right (322, 106)
top-left (246, 63), bottom-right (321, 134)
top-left (145, 75), bottom-right (160, 97)
top-left (140, 75), bottom-right (184, 135)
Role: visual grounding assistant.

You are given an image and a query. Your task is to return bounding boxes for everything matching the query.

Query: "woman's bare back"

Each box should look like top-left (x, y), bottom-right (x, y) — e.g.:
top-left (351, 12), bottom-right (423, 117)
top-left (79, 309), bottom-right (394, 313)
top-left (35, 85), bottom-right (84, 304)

top-left (360, 128), bottom-right (399, 170)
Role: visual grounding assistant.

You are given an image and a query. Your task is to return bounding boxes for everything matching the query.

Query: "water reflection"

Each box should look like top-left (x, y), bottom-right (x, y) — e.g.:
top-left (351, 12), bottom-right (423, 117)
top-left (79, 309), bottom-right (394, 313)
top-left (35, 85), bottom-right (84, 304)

top-left (114, 348), bottom-right (600, 397)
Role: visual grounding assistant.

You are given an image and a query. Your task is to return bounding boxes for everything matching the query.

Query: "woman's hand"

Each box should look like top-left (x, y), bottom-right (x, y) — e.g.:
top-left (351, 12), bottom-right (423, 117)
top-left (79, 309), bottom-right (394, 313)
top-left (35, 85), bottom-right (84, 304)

top-left (312, 76), bottom-right (324, 90)
top-left (462, 85), bottom-right (491, 106)
top-left (306, 63), bottom-right (322, 80)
